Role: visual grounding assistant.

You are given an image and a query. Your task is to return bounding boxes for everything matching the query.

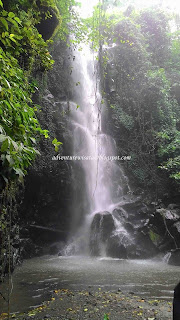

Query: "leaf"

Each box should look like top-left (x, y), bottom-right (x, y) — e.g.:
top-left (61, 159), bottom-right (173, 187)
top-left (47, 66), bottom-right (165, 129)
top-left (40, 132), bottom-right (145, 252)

top-left (14, 16), bottom-right (22, 25)
top-left (14, 168), bottom-right (24, 176)
top-left (110, 105), bottom-right (115, 109)
top-left (0, 0), bottom-right (3, 7)
top-left (30, 137), bottom-right (36, 144)
top-left (52, 138), bottom-right (63, 151)
top-left (5, 79), bottom-right (11, 88)
top-left (43, 130), bottom-right (49, 138)
top-left (2, 175), bottom-right (8, 184)
top-left (33, 148), bottom-right (40, 155)
top-left (11, 140), bottom-right (18, 151)
top-left (9, 36), bottom-right (17, 43)
top-left (8, 12), bottom-right (15, 18)
top-left (76, 104), bottom-right (80, 109)
top-left (84, 308), bottom-right (88, 312)
top-left (4, 100), bottom-right (12, 109)
top-left (14, 168), bottom-right (25, 183)
top-left (52, 138), bottom-right (58, 144)
top-left (0, 134), bottom-right (7, 143)
top-left (0, 17), bottom-right (8, 30)
top-left (28, 311), bottom-right (36, 316)
top-left (1, 138), bottom-right (9, 152)
top-left (6, 154), bottom-right (14, 165)
top-left (7, 17), bottom-right (19, 28)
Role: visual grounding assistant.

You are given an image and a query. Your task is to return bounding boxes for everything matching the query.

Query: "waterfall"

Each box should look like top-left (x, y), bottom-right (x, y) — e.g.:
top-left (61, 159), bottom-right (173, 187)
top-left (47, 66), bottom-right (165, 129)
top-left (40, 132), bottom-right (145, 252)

top-left (61, 42), bottom-right (133, 256)
top-left (70, 45), bottom-right (121, 213)
top-left (60, 0), bottom-right (135, 257)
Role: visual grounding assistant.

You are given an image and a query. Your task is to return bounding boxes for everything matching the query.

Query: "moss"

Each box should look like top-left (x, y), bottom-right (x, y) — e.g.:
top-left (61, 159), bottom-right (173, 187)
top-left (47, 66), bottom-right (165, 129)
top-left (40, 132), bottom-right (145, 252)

top-left (149, 230), bottom-right (161, 245)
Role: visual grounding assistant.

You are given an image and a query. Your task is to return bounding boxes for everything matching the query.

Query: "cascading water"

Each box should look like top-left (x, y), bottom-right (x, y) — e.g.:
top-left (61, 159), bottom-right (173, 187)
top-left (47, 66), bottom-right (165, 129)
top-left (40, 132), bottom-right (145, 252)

top-left (62, 41), bottom-right (134, 256)
top-left (60, 0), bottom-right (143, 257)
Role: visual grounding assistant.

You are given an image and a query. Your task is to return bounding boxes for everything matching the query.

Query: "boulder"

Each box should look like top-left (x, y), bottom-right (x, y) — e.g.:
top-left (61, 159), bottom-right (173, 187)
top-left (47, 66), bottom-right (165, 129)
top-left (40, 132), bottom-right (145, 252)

top-left (168, 249), bottom-right (180, 266)
top-left (167, 203), bottom-right (179, 210)
top-left (123, 222), bottom-right (134, 232)
top-left (156, 208), bottom-right (180, 225)
top-left (106, 233), bottom-right (138, 259)
top-left (106, 235), bottom-right (127, 259)
top-left (89, 211), bottom-right (115, 256)
top-left (134, 232), bottom-right (159, 259)
top-left (121, 201), bottom-right (148, 219)
top-left (149, 208), bottom-right (180, 240)
top-left (171, 222), bottom-right (180, 244)
top-left (112, 207), bottom-right (128, 223)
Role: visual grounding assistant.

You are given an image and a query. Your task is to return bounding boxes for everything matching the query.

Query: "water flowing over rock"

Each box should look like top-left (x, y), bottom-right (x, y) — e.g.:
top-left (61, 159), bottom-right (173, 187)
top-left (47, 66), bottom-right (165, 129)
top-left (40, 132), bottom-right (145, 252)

top-left (89, 212), bottom-right (115, 256)
top-left (61, 41), bottom-right (138, 257)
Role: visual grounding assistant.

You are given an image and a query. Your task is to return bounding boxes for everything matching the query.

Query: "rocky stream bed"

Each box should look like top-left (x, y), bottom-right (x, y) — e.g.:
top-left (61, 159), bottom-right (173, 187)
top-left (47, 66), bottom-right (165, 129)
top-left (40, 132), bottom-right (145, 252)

top-left (0, 288), bottom-right (173, 320)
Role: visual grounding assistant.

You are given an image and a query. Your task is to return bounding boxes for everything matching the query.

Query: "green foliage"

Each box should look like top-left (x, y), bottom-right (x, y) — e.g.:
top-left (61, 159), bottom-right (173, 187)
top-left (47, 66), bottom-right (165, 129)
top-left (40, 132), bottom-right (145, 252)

top-left (0, 207), bottom-right (7, 231)
top-left (137, 9), bottom-right (170, 66)
top-left (157, 130), bottom-right (180, 181)
top-left (0, 0), bottom-right (79, 280)
top-left (102, 7), bottom-right (180, 191)
top-left (104, 314), bottom-right (109, 320)
top-left (56, 0), bottom-right (84, 43)
top-left (0, 47), bottom-right (49, 182)
top-left (52, 138), bottom-right (63, 152)
top-left (0, 6), bottom-right (55, 71)
top-left (0, 0), bottom-right (77, 183)
top-left (112, 105), bottom-right (134, 130)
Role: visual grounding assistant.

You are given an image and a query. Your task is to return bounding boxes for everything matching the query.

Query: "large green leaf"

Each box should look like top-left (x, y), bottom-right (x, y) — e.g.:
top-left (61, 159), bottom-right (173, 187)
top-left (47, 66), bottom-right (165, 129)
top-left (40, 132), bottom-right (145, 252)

top-left (0, 17), bottom-right (8, 30)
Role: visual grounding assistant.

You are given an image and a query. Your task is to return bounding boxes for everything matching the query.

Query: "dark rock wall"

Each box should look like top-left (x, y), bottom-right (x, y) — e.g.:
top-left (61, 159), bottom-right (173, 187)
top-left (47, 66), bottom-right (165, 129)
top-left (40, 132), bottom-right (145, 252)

top-left (19, 40), bottom-right (74, 254)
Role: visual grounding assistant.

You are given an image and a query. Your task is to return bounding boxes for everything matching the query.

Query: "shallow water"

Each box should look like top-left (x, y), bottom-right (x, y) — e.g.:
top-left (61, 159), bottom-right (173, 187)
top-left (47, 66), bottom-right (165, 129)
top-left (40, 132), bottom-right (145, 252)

top-left (0, 255), bottom-right (179, 314)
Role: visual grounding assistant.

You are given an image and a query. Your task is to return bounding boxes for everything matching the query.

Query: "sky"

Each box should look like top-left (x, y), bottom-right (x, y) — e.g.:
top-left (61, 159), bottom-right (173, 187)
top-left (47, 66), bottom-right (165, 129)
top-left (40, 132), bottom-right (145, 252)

top-left (78, 0), bottom-right (180, 18)
top-left (133, 0), bottom-right (180, 13)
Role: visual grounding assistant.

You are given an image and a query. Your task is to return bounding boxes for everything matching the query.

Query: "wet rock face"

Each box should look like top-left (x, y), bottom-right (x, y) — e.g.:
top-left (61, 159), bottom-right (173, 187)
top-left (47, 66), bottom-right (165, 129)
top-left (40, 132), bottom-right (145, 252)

top-left (48, 40), bottom-right (72, 100)
top-left (168, 249), bottom-right (180, 266)
top-left (106, 236), bottom-right (127, 259)
top-left (149, 206), bottom-right (180, 255)
top-left (20, 91), bottom-right (72, 243)
top-left (89, 204), bottom-right (158, 260)
top-left (19, 40), bottom-right (73, 251)
top-left (89, 212), bottom-right (115, 256)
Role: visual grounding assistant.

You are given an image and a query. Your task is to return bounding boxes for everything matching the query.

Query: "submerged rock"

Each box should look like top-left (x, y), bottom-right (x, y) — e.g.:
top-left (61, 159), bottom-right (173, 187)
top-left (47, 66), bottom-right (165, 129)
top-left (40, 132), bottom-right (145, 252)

top-left (106, 234), bottom-right (137, 259)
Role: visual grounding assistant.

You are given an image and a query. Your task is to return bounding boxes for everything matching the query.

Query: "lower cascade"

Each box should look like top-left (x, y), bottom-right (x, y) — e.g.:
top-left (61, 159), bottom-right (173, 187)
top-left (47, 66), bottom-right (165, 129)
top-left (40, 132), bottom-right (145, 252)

top-left (61, 44), bottom-right (157, 259)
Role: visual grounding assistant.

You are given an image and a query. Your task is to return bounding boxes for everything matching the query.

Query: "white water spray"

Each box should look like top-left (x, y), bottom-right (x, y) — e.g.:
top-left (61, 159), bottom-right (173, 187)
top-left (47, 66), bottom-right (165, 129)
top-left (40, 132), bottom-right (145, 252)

top-left (63, 1), bottom-right (132, 256)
